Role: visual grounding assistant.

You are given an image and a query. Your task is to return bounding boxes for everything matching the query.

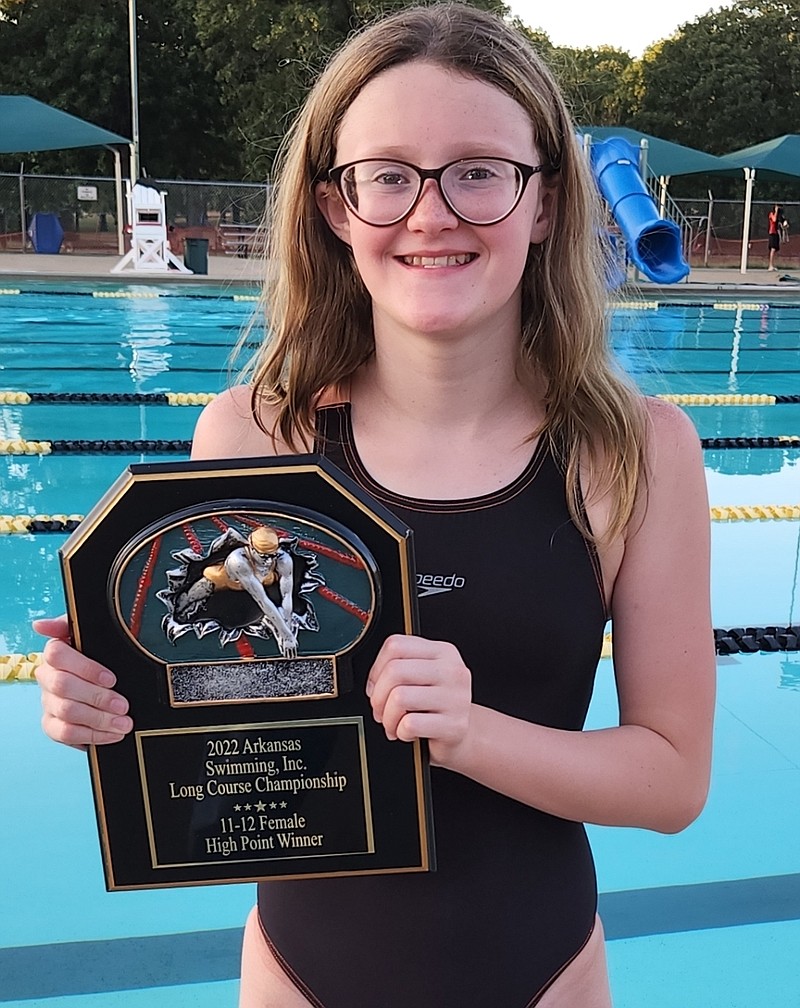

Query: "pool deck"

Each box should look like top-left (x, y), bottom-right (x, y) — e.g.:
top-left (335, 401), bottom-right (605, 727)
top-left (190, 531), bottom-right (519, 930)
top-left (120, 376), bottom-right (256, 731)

top-left (2, 251), bottom-right (800, 295)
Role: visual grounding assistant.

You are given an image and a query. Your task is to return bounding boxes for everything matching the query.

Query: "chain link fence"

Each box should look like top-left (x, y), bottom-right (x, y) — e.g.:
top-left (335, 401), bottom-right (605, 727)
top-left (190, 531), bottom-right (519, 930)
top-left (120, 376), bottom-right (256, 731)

top-left (2, 171), bottom-right (797, 270)
top-left (673, 197), bottom-right (799, 268)
top-left (0, 172), bottom-right (270, 255)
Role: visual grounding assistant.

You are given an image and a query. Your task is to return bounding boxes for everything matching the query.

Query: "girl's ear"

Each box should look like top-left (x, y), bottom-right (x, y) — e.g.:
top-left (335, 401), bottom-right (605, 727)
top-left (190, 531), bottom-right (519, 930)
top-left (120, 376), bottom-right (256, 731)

top-left (529, 176), bottom-right (558, 245)
top-left (315, 182), bottom-right (352, 244)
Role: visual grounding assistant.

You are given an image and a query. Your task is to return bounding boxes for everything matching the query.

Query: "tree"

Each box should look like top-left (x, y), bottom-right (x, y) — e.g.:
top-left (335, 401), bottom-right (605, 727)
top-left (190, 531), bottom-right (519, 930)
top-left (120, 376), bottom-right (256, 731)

top-left (632, 0), bottom-right (800, 155)
top-left (0, 0), bottom-right (234, 178)
top-left (549, 46), bottom-right (637, 127)
top-left (193, 0), bottom-right (508, 180)
top-left (513, 21), bottom-right (637, 128)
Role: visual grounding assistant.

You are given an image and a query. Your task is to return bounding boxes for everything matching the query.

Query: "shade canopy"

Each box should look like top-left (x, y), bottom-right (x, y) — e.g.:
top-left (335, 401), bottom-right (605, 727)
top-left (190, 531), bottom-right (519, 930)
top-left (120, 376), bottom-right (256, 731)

top-left (0, 95), bottom-right (129, 154)
top-left (577, 126), bottom-right (730, 178)
top-left (718, 135), bottom-right (800, 181)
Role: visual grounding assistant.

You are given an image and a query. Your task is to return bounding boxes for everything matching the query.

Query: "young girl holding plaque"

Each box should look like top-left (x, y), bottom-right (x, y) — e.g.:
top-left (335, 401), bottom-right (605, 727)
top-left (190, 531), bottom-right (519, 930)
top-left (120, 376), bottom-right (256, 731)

top-left (34, 4), bottom-right (715, 1005)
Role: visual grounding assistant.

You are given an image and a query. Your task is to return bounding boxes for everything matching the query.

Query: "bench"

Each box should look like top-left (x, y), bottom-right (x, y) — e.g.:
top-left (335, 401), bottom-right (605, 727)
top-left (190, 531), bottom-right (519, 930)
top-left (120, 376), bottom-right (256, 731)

top-left (218, 223), bottom-right (265, 258)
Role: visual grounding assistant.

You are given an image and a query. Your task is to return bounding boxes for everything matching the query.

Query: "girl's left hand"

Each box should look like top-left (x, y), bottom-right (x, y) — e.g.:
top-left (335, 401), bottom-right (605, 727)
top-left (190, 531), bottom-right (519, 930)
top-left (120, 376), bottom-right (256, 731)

top-left (366, 634), bottom-right (472, 766)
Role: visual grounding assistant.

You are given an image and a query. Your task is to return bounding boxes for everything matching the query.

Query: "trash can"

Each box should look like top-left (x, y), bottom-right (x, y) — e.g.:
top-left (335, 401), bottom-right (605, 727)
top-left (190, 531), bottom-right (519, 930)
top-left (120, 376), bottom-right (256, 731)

top-left (183, 237), bottom-right (209, 275)
top-left (29, 212), bottom-right (64, 254)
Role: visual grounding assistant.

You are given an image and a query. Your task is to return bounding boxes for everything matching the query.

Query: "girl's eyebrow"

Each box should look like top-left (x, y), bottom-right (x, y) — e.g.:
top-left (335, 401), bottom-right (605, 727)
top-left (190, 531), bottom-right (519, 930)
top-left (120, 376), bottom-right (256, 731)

top-left (342, 144), bottom-right (529, 161)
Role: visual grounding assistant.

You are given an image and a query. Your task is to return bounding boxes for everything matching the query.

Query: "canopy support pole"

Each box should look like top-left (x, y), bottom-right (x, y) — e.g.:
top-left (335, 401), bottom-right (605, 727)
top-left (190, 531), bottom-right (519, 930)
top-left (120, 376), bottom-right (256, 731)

top-left (113, 149), bottom-right (125, 254)
top-left (658, 175), bottom-right (670, 219)
top-left (740, 167), bottom-right (755, 274)
top-left (17, 162), bottom-right (26, 254)
top-left (704, 190), bottom-right (714, 267)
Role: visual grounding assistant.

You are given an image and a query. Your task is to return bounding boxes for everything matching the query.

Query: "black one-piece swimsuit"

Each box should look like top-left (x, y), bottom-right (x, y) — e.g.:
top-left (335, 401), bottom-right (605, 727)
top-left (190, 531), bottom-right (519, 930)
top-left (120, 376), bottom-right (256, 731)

top-left (257, 397), bottom-right (608, 1008)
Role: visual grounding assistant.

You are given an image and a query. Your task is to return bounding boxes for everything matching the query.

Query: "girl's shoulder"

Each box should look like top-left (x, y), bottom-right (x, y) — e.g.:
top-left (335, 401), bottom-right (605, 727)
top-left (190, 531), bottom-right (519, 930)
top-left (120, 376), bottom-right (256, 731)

top-left (642, 395), bottom-right (703, 465)
top-left (191, 385), bottom-right (294, 461)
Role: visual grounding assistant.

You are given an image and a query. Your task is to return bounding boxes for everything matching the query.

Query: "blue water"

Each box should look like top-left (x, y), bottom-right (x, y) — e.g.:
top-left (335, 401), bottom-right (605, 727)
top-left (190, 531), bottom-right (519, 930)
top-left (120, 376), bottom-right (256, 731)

top-left (1, 284), bottom-right (799, 1007)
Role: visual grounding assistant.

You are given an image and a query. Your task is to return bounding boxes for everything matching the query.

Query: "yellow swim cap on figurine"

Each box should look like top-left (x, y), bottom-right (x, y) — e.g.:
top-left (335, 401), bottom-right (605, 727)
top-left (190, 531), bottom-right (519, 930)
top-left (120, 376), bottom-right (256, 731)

top-left (249, 526), bottom-right (280, 554)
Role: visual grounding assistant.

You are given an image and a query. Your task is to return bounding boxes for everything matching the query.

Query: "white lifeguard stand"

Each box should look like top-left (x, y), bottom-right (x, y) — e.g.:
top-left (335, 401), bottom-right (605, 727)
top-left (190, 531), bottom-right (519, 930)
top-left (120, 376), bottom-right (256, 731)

top-left (112, 182), bottom-right (191, 273)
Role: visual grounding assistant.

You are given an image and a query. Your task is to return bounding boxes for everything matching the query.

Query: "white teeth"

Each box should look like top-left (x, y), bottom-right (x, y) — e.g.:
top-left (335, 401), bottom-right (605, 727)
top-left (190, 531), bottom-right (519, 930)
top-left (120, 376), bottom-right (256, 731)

top-left (401, 254), bottom-right (474, 267)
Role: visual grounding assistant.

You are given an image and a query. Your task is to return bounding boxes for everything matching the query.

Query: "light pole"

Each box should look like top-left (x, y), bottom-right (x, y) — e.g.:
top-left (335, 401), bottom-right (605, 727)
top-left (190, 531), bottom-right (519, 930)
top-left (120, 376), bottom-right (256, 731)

top-left (128, 0), bottom-right (141, 184)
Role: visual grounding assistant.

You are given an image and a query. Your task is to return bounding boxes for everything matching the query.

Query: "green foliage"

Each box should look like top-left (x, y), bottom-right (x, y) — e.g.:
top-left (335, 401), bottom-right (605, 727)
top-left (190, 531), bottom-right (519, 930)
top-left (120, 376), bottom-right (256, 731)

top-left (0, 0), bottom-right (234, 177)
top-left (549, 46), bottom-right (637, 126)
top-left (513, 19), bottom-right (637, 128)
top-left (193, 0), bottom-right (508, 180)
top-left (2, 0), bottom-right (799, 185)
top-left (632, 0), bottom-right (800, 154)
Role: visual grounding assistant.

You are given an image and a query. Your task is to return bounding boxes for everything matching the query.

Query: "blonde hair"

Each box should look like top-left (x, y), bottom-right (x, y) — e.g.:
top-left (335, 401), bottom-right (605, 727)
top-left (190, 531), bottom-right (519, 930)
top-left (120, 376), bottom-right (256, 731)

top-left (241, 2), bottom-right (646, 542)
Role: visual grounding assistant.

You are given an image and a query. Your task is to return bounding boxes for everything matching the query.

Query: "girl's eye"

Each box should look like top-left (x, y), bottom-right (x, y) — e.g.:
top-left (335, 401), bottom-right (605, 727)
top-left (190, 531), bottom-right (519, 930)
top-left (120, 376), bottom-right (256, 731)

top-left (373, 170), bottom-right (411, 186)
top-left (463, 167), bottom-right (495, 181)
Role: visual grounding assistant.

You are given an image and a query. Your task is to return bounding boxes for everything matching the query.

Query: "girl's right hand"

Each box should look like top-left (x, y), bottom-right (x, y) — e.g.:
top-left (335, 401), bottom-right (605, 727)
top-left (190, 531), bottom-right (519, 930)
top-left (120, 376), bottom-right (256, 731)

top-left (32, 615), bottom-right (133, 750)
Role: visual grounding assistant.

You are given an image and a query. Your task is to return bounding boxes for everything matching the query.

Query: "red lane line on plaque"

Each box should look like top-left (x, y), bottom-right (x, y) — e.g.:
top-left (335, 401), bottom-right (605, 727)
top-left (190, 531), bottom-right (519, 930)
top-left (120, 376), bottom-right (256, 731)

top-left (318, 586), bottom-right (369, 624)
top-left (129, 537), bottom-right (162, 637)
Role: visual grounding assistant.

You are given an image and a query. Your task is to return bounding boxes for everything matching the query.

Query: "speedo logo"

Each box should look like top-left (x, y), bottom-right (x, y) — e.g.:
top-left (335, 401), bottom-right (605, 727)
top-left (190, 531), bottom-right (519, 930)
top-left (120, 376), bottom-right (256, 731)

top-left (416, 573), bottom-right (466, 598)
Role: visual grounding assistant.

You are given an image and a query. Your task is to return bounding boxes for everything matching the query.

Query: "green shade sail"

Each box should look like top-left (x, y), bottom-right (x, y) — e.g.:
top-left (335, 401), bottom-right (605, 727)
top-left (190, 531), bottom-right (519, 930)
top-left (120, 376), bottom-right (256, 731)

top-left (0, 95), bottom-right (129, 154)
top-left (577, 126), bottom-right (731, 178)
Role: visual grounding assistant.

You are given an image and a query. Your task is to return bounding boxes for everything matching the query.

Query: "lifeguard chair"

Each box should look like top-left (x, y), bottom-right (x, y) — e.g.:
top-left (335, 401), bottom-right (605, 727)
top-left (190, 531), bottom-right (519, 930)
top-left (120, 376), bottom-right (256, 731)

top-left (112, 182), bottom-right (190, 273)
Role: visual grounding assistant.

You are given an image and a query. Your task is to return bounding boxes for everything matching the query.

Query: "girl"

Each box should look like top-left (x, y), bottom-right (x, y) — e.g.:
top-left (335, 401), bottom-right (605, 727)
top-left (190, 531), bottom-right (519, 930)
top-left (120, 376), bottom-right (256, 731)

top-left (34, 5), bottom-right (715, 1006)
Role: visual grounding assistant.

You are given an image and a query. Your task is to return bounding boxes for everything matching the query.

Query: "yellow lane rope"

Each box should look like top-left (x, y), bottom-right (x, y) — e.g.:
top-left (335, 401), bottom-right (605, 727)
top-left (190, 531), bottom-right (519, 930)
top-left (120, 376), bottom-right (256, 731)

top-left (164, 392), bottom-right (217, 406)
top-left (0, 653), bottom-right (41, 682)
top-left (658, 394), bottom-right (777, 406)
top-left (0, 391), bottom-right (32, 404)
top-left (0, 288), bottom-right (21, 295)
top-left (0, 440), bottom-right (52, 455)
top-left (710, 504), bottom-right (800, 521)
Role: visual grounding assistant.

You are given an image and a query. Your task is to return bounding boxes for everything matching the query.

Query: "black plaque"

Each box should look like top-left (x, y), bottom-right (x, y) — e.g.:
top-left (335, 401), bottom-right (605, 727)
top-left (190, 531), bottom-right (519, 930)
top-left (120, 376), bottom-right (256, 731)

top-left (60, 455), bottom-right (434, 890)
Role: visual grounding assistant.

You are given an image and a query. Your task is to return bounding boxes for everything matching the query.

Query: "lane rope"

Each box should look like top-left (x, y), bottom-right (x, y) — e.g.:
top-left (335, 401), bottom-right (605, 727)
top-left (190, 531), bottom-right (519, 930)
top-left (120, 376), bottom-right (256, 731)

top-left (3, 436), bottom-right (800, 455)
top-left (5, 624), bottom-right (797, 682)
top-left (3, 391), bottom-right (798, 408)
top-left (3, 504), bottom-right (798, 535)
top-left (0, 391), bottom-right (217, 406)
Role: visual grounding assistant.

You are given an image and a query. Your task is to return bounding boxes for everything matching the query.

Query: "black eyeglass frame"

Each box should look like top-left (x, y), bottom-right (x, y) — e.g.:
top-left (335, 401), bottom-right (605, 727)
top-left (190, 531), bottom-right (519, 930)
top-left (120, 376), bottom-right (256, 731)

top-left (327, 157), bottom-right (552, 227)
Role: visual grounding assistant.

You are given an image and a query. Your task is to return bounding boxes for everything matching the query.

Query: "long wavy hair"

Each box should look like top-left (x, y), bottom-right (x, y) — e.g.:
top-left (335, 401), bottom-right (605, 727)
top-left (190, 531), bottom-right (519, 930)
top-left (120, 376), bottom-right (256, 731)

top-left (240, 2), bottom-right (647, 542)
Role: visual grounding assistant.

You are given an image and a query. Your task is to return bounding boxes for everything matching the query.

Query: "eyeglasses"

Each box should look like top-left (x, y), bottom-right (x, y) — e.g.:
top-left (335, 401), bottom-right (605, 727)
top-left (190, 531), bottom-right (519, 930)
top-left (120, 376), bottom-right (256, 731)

top-left (327, 157), bottom-right (550, 227)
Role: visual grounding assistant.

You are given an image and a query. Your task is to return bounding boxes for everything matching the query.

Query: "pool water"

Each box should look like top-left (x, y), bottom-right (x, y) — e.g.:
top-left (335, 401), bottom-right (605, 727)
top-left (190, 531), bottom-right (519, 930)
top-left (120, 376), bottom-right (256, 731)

top-left (1, 284), bottom-right (798, 1007)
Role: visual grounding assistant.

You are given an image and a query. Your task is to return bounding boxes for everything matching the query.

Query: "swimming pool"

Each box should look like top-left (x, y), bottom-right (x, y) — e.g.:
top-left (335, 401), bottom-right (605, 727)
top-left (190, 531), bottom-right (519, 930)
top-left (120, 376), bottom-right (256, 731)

top-left (1, 283), bottom-right (798, 1006)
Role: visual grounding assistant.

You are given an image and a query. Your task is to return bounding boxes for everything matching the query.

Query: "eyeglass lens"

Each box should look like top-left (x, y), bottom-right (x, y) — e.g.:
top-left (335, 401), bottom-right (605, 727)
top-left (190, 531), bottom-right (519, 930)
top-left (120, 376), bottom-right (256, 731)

top-left (339, 159), bottom-right (524, 225)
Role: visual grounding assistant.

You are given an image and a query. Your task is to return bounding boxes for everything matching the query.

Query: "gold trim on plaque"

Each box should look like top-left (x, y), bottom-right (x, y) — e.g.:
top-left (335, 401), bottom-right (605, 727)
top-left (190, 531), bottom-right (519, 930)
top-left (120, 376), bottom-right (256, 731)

top-left (165, 654), bottom-right (339, 707)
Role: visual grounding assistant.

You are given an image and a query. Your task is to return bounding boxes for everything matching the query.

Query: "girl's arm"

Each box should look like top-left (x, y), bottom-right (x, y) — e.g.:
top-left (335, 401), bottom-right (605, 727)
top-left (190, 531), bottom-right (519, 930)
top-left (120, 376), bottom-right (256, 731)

top-left (368, 400), bottom-right (716, 834)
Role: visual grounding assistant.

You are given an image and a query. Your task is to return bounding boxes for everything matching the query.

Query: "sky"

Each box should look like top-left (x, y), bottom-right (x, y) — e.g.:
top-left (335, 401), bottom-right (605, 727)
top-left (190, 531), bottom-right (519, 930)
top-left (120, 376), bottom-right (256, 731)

top-left (509, 1), bottom-right (734, 56)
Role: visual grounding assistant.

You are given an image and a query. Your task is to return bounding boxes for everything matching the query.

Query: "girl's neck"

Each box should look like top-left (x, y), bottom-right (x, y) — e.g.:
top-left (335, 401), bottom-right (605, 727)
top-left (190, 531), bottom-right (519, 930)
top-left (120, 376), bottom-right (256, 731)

top-left (354, 319), bottom-right (540, 434)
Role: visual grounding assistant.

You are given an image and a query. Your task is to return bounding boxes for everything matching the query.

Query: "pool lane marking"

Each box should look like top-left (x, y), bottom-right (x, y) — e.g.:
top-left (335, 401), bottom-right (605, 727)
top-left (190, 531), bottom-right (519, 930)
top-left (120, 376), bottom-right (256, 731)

top-left (1, 874), bottom-right (799, 999)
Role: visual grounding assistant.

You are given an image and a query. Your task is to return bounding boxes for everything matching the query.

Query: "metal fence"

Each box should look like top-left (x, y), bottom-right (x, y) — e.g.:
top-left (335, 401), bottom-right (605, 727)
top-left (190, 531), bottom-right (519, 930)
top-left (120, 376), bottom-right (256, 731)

top-left (673, 197), bottom-right (799, 267)
top-left (0, 172), bottom-right (270, 254)
top-left (1, 170), bottom-right (796, 269)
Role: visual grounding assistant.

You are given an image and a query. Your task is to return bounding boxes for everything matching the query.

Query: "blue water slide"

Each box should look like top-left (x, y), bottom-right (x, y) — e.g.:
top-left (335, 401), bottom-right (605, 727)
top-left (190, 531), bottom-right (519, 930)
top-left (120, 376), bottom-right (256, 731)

top-left (589, 137), bottom-right (689, 284)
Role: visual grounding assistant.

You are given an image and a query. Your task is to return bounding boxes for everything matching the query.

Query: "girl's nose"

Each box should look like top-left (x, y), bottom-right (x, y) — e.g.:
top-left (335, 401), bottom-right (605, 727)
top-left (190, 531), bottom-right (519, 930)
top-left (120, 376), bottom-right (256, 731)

top-left (406, 178), bottom-right (459, 231)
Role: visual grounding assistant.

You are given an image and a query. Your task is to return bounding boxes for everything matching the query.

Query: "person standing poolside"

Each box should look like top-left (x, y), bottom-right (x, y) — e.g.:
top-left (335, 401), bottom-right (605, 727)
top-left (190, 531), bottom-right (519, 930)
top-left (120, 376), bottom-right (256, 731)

top-left (768, 203), bottom-right (787, 270)
top-left (33, 5), bottom-right (716, 1006)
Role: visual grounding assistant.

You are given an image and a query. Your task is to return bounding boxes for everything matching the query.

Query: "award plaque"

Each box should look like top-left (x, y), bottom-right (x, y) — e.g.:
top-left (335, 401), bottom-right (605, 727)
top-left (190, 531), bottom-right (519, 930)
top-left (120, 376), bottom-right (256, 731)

top-left (60, 455), bottom-right (434, 890)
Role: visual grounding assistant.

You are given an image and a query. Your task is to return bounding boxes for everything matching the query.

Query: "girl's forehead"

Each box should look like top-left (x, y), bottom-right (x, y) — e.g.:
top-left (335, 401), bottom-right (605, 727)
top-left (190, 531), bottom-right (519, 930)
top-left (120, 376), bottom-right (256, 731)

top-left (335, 61), bottom-right (537, 159)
